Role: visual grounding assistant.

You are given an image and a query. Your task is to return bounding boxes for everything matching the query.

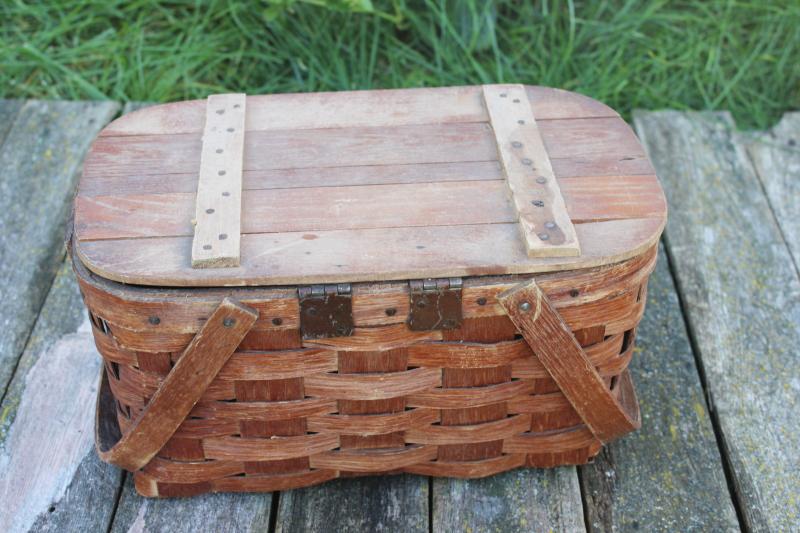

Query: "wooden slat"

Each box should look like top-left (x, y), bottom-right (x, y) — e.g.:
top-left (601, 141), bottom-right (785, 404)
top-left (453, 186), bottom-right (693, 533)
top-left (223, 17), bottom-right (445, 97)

top-left (275, 475), bottom-right (427, 533)
top-left (0, 100), bottom-right (118, 397)
top-left (433, 468), bottom-right (586, 532)
top-left (109, 475), bottom-right (271, 532)
top-left (580, 245), bottom-right (739, 529)
top-left (76, 181), bottom-right (515, 240)
top-left (745, 112), bottom-right (800, 269)
top-left (0, 262), bottom-right (122, 533)
top-left (76, 217), bottom-right (663, 286)
top-left (634, 110), bottom-right (800, 531)
top-left (81, 118), bottom-right (644, 179)
top-left (191, 94), bottom-right (246, 268)
top-left (99, 86), bottom-right (618, 137)
top-left (483, 84), bottom-right (579, 256)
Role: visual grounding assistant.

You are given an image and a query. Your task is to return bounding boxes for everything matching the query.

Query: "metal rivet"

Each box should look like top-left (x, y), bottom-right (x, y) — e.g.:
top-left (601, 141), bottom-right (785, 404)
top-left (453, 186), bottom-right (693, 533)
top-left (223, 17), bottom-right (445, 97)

top-left (203, 244), bottom-right (212, 250)
top-left (570, 289), bottom-right (580, 298)
top-left (223, 317), bottom-right (235, 328)
top-left (536, 176), bottom-right (547, 184)
top-left (206, 208), bottom-right (215, 214)
top-left (545, 221), bottom-right (556, 229)
top-left (538, 233), bottom-right (550, 240)
top-left (512, 141), bottom-right (523, 148)
top-left (222, 191), bottom-right (230, 197)
top-left (272, 317), bottom-right (283, 326)
top-left (227, 127), bottom-right (234, 132)
top-left (216, 109), bottom-right (224, 114)
top-left (216, 148), bottom-right (223, 154)
top-left (219, 233), bottom-right (228, 240)
top-left (519, 301), bottom-right (531, 312)
top-left (517, 119), bottom-right (525, 125)
top-left (513, 98), bottom-right (520, 103)
top-left (521, 158), bottom-right (532, 165)
top-left (233, 104), bottom-right (241, 109)
top-left (531, 200), bottom-right (544, 207)
top-left (500, 93), bottom-right (508, 98)
top-left (385, 308), bottom-right (397, 317)
top-left (148, 316), bottom-right (160, 325)
top-left (477, 297), bottom-right (487, 306)
top-left (218, 170), bottom-right (226, 176)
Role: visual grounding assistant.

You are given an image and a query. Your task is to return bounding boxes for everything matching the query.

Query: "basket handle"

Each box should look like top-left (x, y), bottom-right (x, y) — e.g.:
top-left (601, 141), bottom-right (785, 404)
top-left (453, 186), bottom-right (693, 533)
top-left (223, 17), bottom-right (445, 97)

top-left (95, 297), bottom-right (258, 471)
top-left (498, 279), bottom-right (640, 442)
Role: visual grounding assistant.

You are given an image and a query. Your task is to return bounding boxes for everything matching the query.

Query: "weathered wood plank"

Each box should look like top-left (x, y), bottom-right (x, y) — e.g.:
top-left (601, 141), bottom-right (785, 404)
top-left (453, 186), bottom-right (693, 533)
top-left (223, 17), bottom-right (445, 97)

top-left (745, 112), bottom-right (800, 269)
top-left (82, 118), bottom-right (645, 179)
top-left (0, 100), bottom-right (24, 147)
top-left (276, 475), bottom-right (427, 533)
top-left (109, 475), bottom-right (271, 532)
top-left (75, 217), bottom-right (664, 287)
top-left (0, 262), bottom-right (122, 533)
top-left (580, 244), bottom-right (739, 531)
top-left (191, 94), bottom-right (246, 268)
top-left (634, 110), bottom-right (800, 532)
top-left (483, 84), bottom-right (580, 256)
top-left (100, 86), bottom-right (618, 137)
top-left (433, 467), bottom-right (586, 532)
top-left (0, 100), bottom-right (118, 397)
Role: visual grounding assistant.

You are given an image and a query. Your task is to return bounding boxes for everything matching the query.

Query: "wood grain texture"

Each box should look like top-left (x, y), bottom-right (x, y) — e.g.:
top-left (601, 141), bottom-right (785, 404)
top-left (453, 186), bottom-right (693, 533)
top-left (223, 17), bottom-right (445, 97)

top-left (74, 85), bottom-right (665, 287)
top-left (0, 100), bottom-right (118, 396)
top-left (635, 110), bottom-right (800, 532)
top-left (483, 84), bottom-right (580, 256)
top-left (433, 467), bottom-right (586, 533)
top-left (580, 245), bottom-right (739, 531)
top-left (75, 217), bottom-right (664, 286)
top-left (109, 475), bottom-right (271, 533)
top-left (191, 94), bottom-right (246, 268)
top-left (744, 112), bottom-right (800, 269)
top-left (498, 280), bottom-right (639, 442)
top-left (276, 475), bottom-right (428, 533)
top-left (0, 262), bottom-right (122, 533)
top-left (100, 86), bottom-right (618, 137)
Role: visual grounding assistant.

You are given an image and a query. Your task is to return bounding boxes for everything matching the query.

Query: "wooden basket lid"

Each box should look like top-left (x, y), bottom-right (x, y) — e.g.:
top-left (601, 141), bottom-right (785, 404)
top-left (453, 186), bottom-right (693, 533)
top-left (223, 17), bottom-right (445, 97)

top-left (73, 85), bottom-right (666, 287)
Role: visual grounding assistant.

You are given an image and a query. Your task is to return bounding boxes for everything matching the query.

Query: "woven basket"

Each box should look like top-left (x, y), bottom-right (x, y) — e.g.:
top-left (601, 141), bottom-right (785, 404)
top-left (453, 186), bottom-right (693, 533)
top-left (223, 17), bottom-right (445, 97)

top-left (71, 85), bottom-right (665, 497)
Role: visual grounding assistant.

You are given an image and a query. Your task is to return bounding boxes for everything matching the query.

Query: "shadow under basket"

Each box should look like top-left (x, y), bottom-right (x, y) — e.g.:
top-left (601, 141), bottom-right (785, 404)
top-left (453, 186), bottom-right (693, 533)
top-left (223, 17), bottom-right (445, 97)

top-left (71, 84), bottom-right (665, 497)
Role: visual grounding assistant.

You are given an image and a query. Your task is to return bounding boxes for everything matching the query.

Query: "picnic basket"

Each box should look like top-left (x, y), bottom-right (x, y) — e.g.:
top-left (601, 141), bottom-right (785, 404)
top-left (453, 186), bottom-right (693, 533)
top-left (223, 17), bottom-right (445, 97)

top-left (70, 85), bottom-right (666, 497)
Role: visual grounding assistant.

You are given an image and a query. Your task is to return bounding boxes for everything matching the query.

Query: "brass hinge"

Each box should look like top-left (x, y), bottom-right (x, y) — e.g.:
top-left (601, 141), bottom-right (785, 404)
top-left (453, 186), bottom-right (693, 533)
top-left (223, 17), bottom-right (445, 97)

top-left (298, 284), bottom-right (354, 339)
top-left (407, 277), bottom-right (463, 331)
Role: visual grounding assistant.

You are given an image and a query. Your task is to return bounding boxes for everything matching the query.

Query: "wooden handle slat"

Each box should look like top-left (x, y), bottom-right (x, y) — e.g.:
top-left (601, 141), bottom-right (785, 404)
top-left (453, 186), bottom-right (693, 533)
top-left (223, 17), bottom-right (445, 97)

top-left (95, 297), bottom-right (257, 471)
top-left (191, 94), bottom-right (246, 268)
top-left (482, 84), bottom-right (580, 257)
top-left (498, 278), bottom-right (639, 442)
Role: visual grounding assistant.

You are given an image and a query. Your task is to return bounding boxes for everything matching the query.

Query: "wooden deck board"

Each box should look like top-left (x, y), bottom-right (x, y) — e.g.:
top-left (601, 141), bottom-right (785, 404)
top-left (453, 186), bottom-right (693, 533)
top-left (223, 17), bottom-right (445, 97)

top-left (276, 475), bottom-right (428, 533)
top-left (634, 110), bottom-right (800, 532)
top-left (0, 262), bottom-right (122, 533)
top-left (745, 112), bottom-right (800, 270)
top-left (433, 468), bottom-right (586, 532)
top-left (0, 100), bottom-right (118, 397)
top-left (579, 244), bottom-right (739, 531)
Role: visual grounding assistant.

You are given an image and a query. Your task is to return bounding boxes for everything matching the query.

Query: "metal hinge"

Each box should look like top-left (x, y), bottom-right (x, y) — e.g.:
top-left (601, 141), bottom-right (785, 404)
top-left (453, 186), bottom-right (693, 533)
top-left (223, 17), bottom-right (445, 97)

top-left (407, 277), bottom-right (463, 331)
top-left (298, 284), bottom-right (354, 339)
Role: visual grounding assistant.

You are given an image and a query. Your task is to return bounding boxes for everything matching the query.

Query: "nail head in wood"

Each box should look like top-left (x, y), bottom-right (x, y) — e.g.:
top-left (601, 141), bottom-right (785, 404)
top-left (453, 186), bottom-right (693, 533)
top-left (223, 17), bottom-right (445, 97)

top-left (518, 301), bottom-right (531, 312)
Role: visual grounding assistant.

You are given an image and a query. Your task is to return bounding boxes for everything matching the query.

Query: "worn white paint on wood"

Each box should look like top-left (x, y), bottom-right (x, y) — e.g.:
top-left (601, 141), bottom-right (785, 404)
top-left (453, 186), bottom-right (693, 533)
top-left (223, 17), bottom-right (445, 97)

top-left (745, 112), bottom-right (800, 270)
top-left (635, 110), bottom-right (800, 532)
top-left (0, 262), bottom-right (121, 533)
top-left (433, 467), bottom-right (586, 532)
top-left (0, 100), bottom-right (118, 396)
top-left (191, 94), bottom-right (246, 268)
top-left (483, 84), bottom-right (580, 257)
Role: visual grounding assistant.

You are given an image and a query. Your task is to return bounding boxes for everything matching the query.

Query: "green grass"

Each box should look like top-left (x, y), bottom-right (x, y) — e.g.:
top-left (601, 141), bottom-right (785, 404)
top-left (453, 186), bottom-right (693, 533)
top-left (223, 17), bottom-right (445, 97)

top-left (1, 0), bottom-right (798, 129)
